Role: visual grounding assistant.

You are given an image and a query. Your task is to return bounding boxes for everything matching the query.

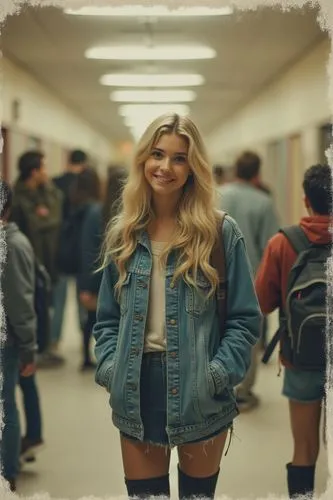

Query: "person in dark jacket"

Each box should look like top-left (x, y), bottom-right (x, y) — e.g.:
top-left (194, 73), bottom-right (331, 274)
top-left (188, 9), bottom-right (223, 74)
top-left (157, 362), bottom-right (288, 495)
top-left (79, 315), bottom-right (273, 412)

top-left (11, 151), bottom-right (63, 285)
top-left (51, 150), bottom-right (88, 355)
top-left (0, 181), bottom-right (41, 492)
top-left (69, 167), bottom-right (102, 370)
top-left (10, 150), bottom-right (63, 367)
top-left (78, 166), bottom-right (128, 370)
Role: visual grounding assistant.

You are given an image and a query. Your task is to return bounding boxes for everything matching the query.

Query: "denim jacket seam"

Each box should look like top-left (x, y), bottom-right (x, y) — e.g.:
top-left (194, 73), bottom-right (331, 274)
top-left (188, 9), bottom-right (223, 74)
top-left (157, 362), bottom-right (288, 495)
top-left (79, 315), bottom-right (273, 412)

top-left (223, 215), bottom-right (243, 261)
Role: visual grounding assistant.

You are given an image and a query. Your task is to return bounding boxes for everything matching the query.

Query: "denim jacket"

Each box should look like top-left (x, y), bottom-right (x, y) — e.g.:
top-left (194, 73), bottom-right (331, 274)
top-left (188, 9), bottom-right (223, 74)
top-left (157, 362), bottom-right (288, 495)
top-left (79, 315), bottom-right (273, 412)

top-left (93, 215), bottom-right (262, 446)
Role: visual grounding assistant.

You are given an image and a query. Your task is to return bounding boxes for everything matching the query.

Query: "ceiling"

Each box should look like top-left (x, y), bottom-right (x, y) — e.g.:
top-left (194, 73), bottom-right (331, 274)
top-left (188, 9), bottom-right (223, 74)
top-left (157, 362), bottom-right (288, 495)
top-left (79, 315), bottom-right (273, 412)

top-left (1, 4), bottom-right (327, 144)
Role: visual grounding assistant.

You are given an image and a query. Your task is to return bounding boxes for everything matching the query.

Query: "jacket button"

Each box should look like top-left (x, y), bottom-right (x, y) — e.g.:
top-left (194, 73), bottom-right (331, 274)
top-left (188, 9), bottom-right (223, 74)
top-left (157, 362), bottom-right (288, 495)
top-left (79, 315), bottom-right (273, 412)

top-left (129, 383), bottom-right (137, 391)
top-left (170, 352), bottom-right (177, 358)
top-left (135, 314), bottom-right (143, 321)
top-left (169, 319), bottom-right (177, 326)
top-left (171, 388), bottom-right (178, 395)
top-left (170, 283), bottom-right (175, 289)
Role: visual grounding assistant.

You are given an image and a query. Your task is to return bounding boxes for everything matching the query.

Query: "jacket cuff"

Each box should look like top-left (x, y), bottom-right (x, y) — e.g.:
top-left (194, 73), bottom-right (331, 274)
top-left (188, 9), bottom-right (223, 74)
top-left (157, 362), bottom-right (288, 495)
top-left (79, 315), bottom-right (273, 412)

top-left (209, 360), bottom-right (229, 395)
top-left (95, 360), bottom-right (115, 391)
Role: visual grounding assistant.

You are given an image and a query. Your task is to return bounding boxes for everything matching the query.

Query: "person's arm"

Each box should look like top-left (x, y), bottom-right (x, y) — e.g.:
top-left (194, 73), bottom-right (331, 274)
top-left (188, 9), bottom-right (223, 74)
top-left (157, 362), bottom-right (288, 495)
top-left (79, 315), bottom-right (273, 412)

top-left (209, 216), bottom-right (262, 393)
top-left (258, 199), bottom-right (280, 258)
top-left (3, 239), bottom-right (37, 367)
top-left (93, 263), bottom-right (121, 390)
top-left (255, 237), bottom-right (282, 315)
top-left (10, 200), bottom-right (28, 236)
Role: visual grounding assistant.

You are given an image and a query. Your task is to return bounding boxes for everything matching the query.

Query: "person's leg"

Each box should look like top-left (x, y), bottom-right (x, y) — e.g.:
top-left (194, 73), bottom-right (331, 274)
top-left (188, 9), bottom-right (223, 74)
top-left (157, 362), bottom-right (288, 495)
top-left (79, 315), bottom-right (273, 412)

top-left (1, 347), bottom-right (20, 489)
top-left (81, 310), bottom-right (96, 369)
top-left (75, 279), bottom-right (88, 332)
top-left (121, 353), bottom-right (171, 498)
top-left (235, 340), bottom-right (260, 411)
top-left (283, 368), bottom-right (324, 499)
top-left (18, 373), bottom-right (44, 459)
top-left (287, 399), bottom-right (321, 499)
top-left (177, 429), bottom-right (229, 499)
top-left (120, 437), bottom-right (171, 498)
top-left (50, 275), bottom-right (68, 348)
top-left (19, 373), bottom-right (43, 441)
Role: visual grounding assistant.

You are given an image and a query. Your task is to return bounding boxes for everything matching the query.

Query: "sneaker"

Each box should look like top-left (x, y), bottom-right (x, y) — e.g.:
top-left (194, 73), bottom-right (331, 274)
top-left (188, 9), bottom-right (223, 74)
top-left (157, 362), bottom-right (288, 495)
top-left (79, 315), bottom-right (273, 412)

top-left (20, 437), bottom-right (45, 460)
top-left (236, 392), bottom-right (260, 412)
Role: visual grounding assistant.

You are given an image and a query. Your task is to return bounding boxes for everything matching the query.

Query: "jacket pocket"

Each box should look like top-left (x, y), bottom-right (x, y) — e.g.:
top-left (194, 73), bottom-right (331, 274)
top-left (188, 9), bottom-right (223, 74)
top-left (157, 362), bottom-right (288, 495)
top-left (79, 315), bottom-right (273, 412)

top-left (185, 275), bottom-right (213, 317)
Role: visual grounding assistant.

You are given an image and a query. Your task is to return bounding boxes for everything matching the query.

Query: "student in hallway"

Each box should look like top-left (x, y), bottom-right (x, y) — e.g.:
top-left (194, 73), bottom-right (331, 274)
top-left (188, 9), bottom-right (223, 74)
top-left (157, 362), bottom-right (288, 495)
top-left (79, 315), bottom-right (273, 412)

top-left (255, 164), bottom-right (331, 499)
top-left (11, 150), bottom-right (63, 367)
top-left (0, 181), bottom-right (41, 492)
top-left (70, 167), bottom-right (102, 370)
top-left (78, 165), bottom-right (128, 370)
top-left (93, 114), bottom-right (261, 499)
top-left (51, 149), bottom-right (88, 357)
top-left (218, 151), bottom-right (279, 411)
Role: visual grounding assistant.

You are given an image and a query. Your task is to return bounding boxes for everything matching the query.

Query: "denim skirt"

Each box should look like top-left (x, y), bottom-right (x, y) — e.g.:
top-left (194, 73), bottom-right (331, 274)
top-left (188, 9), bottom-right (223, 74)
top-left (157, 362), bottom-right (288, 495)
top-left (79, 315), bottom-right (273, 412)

top-left (120, 351), bottom-right (232, 446)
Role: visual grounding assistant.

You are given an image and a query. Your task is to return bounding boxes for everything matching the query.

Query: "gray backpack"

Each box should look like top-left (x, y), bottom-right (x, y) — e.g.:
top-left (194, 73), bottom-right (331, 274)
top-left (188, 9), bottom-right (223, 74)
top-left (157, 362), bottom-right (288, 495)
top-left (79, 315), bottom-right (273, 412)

top-left (262, 226), bottom-right (330, 371)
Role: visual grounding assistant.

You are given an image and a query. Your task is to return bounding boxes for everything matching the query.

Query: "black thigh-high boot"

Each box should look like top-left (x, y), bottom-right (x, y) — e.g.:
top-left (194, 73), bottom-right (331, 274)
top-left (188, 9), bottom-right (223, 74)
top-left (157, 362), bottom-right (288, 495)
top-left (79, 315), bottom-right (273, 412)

top-left (125, 474), bottom-right (170, 499)
top-left (178, 465), bottom-right (220, 500)
top-left (286, 462), bottom-right (315, 499)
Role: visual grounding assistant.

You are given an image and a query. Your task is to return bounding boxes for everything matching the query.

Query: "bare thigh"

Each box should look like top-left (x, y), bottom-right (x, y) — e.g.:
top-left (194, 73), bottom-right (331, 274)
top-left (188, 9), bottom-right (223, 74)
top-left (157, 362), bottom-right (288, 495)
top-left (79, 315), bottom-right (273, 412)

top-left (120, 435), bottom-right (171, 480)
top-left (177, 430), bottom-right (229, 478)
top-left (289, 399), bottom-right (322, 465)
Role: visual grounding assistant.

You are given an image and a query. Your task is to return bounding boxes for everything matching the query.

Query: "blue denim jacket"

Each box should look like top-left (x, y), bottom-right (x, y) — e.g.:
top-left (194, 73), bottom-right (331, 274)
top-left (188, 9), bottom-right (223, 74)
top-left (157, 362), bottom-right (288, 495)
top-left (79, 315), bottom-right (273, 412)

top-left (93, 215), bottom-right (262, 446)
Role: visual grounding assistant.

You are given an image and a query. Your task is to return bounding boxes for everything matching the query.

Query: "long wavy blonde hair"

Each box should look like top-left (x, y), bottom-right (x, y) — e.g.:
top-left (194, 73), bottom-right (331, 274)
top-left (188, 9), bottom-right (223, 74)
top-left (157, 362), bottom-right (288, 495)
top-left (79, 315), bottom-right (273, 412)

top-left (101, 113), bottom-right (220, 296)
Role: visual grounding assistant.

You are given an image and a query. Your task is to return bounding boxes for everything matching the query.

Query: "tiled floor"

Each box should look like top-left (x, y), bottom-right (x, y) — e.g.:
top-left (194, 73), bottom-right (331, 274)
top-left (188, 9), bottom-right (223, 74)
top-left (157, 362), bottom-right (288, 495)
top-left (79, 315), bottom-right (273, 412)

top-left (15, 281), bottom-right (329, 499)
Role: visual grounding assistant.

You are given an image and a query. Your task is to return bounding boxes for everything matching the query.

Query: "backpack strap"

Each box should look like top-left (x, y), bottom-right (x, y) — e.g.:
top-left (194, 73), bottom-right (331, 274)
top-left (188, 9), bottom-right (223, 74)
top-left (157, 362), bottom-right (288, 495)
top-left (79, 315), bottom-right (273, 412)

top-left (211, 212), bottom-right (227, 338)
top-left (261, 326), bottom-right (283, 364)
top-left (279, 226), bottom-right (311, 255)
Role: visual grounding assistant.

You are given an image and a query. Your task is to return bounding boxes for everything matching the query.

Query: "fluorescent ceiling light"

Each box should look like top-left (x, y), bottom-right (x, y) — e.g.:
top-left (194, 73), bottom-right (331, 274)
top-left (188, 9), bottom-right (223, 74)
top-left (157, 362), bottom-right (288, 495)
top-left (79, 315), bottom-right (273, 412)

top-left (65, 6), bottom-right (233, 17)
top-left (100, 73), bottom-right (204, 87)
top-left (119, 104), bottom-right (190, 117)
top-left (111, 90), bottom-right (195, 103)
top-left (86, 45), bottom-right (215, 61)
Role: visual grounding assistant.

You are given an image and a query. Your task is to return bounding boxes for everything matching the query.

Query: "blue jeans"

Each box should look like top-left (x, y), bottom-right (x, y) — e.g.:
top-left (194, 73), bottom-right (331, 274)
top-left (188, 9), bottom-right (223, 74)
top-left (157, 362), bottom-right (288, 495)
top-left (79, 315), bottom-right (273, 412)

top-left (51, 275), bottom-right (87, 344)
top-left (1, 347), bottom-right (20, 480)
top-left (19, 374), bottom-right (42, 441)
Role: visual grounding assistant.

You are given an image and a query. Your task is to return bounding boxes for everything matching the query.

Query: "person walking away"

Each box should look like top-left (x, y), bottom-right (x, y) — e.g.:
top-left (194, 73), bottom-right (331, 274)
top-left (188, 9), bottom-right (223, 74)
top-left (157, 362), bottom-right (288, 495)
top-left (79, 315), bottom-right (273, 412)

top-left (66, 167), bottom-right (101, 369)
top-left (0, 181), bottom-right (42, 492)
top-left (51, 149), bottom-right (88, 354)
top-left (218, 151), bottom-right (279, 411)
top-left (93, 113), bottom-right (262, 499)
top-left (10, 150), bottom-right (63, 367)
top-left (78, 166), bottom-right (128, 370)
top-left (256, 164), bottom-right (331, 499)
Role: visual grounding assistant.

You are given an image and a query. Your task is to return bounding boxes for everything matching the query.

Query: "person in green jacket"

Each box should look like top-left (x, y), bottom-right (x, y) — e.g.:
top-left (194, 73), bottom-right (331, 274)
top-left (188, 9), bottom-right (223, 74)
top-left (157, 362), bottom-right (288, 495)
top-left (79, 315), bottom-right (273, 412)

top-left (11, 150), bottom-right (64, 367)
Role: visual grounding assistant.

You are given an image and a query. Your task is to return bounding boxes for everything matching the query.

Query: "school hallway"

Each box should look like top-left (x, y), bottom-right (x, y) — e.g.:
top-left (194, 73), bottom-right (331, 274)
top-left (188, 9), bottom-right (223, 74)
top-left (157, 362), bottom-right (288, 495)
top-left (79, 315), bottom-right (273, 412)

top-left (16, 281), bottom-right (329, 500)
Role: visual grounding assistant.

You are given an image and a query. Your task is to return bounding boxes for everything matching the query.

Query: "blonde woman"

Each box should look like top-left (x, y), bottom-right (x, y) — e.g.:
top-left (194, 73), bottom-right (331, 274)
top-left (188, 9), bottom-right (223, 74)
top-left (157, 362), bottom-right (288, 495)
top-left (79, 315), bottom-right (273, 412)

top-left (93, 114), bottom-right (261, 499)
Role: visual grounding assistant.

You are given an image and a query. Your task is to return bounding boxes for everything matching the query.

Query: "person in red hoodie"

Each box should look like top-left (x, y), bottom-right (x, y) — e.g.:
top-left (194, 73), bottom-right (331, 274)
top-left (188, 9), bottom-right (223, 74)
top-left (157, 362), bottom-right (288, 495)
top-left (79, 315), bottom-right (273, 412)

top-left (255, 164), bottom-right (331, 499)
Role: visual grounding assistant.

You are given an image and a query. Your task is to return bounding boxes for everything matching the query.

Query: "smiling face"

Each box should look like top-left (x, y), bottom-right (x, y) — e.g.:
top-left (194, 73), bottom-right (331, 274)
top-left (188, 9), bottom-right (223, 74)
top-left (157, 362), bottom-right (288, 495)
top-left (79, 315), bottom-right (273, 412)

top-left (144, 133), bottom-right (190, 204)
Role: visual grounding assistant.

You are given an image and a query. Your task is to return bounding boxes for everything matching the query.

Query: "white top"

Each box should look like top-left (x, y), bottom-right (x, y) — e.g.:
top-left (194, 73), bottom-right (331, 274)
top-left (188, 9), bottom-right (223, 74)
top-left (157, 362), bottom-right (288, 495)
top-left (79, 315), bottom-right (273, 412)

top-left (144, 241), bottom-right (167, 353)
